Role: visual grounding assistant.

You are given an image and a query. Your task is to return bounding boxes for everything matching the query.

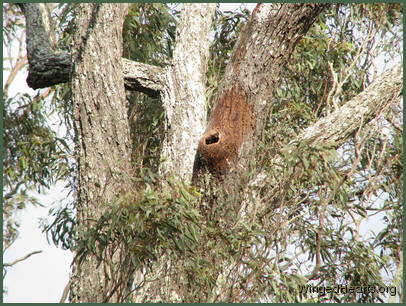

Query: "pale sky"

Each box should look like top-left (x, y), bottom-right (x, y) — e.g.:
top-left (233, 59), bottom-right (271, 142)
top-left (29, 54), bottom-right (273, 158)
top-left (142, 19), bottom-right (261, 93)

top-left (3, 183), bottom-right (73, 302)
top-left (2, 3), bottom-right (256, 303)
top-left (2, 2), bottom-right (399, 303)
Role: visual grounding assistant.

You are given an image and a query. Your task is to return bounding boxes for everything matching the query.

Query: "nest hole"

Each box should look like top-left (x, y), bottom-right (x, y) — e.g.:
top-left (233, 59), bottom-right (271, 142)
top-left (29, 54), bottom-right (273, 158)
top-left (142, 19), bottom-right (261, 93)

top-left (205, 133), bottom-right (220, 145)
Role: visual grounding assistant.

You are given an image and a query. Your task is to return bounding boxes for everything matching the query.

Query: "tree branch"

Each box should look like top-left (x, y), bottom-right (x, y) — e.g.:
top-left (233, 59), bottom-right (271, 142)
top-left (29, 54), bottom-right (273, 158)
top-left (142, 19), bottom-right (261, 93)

top-left (237, 64), bottom-right (403, 290)
top-left (132, 3), bottom-right (216, 301)
top-left (295, 63), bottom-right (402, 147)
top-left (4, 181), bottom-right (24, 200)
top-left (17, 3), bottom-right (166, 97)
top-left (60, 280), bottom-right (71, 303)
top-left (3, 55), bottom-right (27, 96)
top-left (159, 3), bottom-right (216, 181)
top-left (193, 3), bottom-right (330, 180)
top-left (122, 58), bottom-right (165, 98)
top-left (245, 63), bottom-right (403, 214)
top-left (17, 3), bottom-right (71, 89)
top-left (3, 250), bottom-right (42, 267)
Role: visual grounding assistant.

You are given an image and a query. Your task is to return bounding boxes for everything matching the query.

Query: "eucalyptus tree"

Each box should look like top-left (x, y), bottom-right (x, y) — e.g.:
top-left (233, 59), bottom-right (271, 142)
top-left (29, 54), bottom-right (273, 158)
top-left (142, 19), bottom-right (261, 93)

top-left (12, 2), bottom-right (403, 302)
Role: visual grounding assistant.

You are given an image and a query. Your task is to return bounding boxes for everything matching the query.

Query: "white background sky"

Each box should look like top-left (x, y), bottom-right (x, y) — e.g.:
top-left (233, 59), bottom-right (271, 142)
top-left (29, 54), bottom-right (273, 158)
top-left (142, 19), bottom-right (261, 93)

top-left (2, 3), bottom-right (256, 303)
top-left (2, 2), bottom-right (400, 303)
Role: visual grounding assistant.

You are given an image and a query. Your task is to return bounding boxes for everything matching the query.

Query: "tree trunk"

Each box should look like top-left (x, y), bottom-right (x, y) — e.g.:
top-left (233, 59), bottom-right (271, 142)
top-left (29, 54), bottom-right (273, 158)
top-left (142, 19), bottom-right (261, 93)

top-left (130, 4), bottom-right (216, 302)
top-left (193, 3), bottom-right (329, 183)
top-left (17, 2), bottom-right (403, 303)
top-left (69, 3), bottom-right (131, 302)
top-left (129, 4), bottom-right (330, 303)
top-left (159, 4), bottom-right (216, 181)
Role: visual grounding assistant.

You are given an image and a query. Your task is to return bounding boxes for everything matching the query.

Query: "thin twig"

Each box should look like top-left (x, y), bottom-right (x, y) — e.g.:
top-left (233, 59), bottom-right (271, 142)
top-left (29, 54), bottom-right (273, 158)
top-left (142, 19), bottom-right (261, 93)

top-left (4, 250), bottom-right (42, 267)
top-left (3, 56), bottom-right (27, 95)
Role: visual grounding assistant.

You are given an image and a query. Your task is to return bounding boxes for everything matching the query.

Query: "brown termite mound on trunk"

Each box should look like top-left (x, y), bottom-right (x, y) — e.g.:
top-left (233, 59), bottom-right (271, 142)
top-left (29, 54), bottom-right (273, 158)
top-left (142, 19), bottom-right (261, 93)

top-left (192, 84), bottom-right (254, 184)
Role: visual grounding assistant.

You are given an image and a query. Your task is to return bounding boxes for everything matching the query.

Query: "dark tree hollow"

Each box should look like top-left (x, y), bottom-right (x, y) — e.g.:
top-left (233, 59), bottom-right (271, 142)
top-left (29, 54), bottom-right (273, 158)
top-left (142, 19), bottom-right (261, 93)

top-left (192, 84), bottom-right (253, 182)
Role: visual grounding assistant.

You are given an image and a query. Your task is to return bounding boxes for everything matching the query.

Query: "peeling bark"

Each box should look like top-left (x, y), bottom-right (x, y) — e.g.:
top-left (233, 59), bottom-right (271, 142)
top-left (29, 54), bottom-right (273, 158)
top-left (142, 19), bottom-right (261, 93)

top-left (193, 3), bottom-right (329, 181)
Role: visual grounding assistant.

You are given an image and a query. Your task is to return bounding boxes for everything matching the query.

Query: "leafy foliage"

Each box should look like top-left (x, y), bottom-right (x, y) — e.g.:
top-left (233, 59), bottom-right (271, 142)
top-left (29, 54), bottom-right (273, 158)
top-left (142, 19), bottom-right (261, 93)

top-left (206, 6), bottom-right (250, 113)
top-left (122, 4), bottom-right (178, 172)
top-left (4, 3), bottom-right (402, 303)
top-left (4, 94), bottom-right (69, 191)
top-left (47, 3), bottom-right (402, 303)
top-left (2, 4), bottom-right (75, 283)
top-left (3, 91), bottom-right (72, 248)
top-left (68, 171), bottom-right (266, 302)
top-left (74, 173), bottom-right (202, 268)
top-left (123, 3), bottom-right (178, 66)
top-left (252, 3), bottom-right (403, 303)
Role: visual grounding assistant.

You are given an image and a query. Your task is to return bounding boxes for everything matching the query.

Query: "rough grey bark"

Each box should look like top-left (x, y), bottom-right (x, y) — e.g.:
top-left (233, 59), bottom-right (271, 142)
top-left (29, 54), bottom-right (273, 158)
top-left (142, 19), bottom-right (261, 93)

top-left (193, 3), bottom-right (329, 181)
top-left (19, 3), bottom-right (214, 301)
top-left (129, 4), bottom-right (332, 303)
top-left (18, 2), bottom-right (211, 183)
top-left (69, 3), bottom-right (131, 303)
top-left (159, 3), bottom-right (216, 181)
top-left (18, 2), bottom-right (402, 303)
top-left (130, 4), bottom-right (216, 302)
top-left (241, 62), bottom-right (403, 220)
top-left (295, 63), bottom-right (403, 147)
top-left (122, 58), bottom-right (165, 97)
top-left (18, 3), bottom-right (166, 95)
top-left (187, 4), bottom-right (333, 301)
top-left (17, 3), bottom-right (71, 88)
